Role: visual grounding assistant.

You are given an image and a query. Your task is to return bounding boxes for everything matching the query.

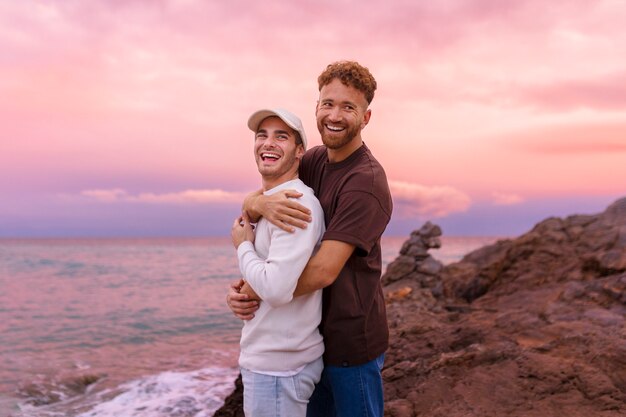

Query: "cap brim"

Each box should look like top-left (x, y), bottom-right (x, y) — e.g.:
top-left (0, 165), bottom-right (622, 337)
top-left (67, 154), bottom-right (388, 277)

top-left (248, 110), bottom-right (282, 132)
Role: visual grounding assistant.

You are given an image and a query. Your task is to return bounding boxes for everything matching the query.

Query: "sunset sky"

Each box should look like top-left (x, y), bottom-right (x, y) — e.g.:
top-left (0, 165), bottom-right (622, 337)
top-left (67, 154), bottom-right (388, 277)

top-left (1, 0), bottom-right (625, 237)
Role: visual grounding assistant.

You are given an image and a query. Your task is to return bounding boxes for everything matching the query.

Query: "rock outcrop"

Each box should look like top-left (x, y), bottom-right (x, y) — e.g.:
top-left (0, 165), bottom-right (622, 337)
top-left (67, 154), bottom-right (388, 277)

top-left (214, 198), bottom-right (626, 416)
top-left (383, 197), bottom-right (626, 416)
top-left (213, 374), bottom-right (244, 417)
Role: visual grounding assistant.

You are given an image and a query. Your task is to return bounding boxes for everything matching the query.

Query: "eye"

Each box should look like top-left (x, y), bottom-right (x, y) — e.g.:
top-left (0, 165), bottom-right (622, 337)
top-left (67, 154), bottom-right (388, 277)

top-left (277, 134), bottom-right (289, 140)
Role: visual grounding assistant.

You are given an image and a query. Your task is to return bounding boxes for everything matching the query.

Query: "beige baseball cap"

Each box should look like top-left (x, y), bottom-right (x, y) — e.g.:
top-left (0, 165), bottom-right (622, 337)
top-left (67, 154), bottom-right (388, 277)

top-left (247, 108), bottom-right (308, 150)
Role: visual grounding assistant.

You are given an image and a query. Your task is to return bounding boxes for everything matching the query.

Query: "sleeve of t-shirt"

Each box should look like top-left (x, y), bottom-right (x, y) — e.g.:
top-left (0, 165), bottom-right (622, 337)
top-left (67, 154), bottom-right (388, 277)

top-left (322, 190), bottom-right (390, 257)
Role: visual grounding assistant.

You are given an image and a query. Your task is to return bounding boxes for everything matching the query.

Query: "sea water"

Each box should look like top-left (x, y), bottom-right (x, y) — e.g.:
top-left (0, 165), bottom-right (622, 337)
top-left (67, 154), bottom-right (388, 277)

top-left (0, 236), bottom-right (498, 417)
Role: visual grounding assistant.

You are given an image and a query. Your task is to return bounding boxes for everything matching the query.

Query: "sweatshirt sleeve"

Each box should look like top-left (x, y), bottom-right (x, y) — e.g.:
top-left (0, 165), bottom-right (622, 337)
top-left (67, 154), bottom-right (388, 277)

top-left (237, 217), bottom-right (322, 308)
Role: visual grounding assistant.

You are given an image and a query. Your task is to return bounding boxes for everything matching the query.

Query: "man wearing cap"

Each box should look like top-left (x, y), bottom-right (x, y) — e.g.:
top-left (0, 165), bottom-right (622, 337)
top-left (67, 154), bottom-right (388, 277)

top-left (230, 108), bottom-right (326, 417)
top-left (228, 61), bottom-right (392, 417)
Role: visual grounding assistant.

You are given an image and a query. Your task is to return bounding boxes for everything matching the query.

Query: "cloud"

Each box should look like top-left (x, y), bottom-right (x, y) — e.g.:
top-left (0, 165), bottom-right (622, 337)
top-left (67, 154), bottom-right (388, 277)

top-left (81, 188), bottom-right (129, 202)
top-left (389, 180), bottom-right (471, 218)
top-left (492, 192), bottom-right (524, 206)
top-left (80, 188), bottom-right (246, 204)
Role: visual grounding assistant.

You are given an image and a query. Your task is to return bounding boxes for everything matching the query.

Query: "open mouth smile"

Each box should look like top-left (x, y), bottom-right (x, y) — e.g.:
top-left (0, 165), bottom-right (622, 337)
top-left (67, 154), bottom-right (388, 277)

top-left (260, 152), bottom-right (281, 162)
top-left (325, 124), bottom-right (345, 132)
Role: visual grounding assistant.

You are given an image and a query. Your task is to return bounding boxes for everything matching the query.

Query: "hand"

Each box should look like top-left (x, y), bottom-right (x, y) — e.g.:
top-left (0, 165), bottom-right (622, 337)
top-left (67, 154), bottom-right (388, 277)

top-left (231, 211), bottom-right (255, 248)
top-left (226, 279), bottom-right (260, 320)
top-left (240, 281), bottom-right (260, 300)
top-left (254, 190), bottom-right (312, 233)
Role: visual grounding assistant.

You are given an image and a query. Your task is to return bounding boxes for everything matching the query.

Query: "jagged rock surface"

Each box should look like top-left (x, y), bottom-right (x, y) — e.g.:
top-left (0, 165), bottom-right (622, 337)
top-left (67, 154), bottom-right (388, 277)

top-left (383, 198), bottom-right (626, 417)
top-left (213, 374), bottom-right (244, 417)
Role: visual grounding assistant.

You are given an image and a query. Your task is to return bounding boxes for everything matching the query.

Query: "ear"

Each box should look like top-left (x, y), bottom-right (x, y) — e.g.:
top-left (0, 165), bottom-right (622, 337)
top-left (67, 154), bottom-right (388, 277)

top-left (361, 108), bottom-right (371, 130)
top-left (315, 100), bottom-right (320, 116)
top-left (296, 144), bottom-right (305, 160)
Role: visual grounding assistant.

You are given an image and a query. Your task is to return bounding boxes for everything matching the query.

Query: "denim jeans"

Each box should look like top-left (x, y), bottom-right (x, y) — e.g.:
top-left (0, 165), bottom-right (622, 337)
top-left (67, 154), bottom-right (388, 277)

top-left (241, 356), bottom-right (324, 417)
top-left (307, 353), bottom-right (385, 417)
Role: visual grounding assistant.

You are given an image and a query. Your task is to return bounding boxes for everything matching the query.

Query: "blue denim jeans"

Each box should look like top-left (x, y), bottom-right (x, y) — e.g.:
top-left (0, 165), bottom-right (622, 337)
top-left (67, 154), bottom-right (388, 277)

top-left (241, 357), bottom-right (324, 417)
top-left (307, 353), bottom-right (385, 417)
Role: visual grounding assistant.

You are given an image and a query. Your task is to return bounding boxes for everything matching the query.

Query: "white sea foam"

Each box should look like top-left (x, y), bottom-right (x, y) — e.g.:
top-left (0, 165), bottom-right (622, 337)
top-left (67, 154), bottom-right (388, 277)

top-left (75, 367), bottom-right (239, 417)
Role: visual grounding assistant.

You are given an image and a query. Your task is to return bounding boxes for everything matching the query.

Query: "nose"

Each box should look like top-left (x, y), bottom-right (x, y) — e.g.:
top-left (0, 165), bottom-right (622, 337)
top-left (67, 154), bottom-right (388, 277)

top-left (327, 106), bottom-right (342, 121)
top-left (260, 135), bottom-right (278, 148)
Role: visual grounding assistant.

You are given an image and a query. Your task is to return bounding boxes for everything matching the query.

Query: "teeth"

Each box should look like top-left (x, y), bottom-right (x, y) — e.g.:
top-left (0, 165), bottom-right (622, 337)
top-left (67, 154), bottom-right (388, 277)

top-left (261, 152), bottom-right (280, 159)
top-left (326, 125), bottom-right (344, 132)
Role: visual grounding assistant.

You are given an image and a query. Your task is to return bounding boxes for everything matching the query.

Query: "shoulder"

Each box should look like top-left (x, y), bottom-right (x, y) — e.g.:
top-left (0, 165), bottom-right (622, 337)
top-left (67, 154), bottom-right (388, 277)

top-left (292, 180), bottom-right (323, 212)
top-left (356, 146), bottom-right (387, 177)
top-left (345, 150), bottom-right (390, 192)
top-left (342, 148), bottom-right (392, 214)
top-left (303, 145), bottom-right (327, 163)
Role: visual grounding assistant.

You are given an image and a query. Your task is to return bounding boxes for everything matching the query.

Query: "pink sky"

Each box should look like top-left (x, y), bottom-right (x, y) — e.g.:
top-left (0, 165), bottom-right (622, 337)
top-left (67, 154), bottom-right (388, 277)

top-left (1, 0), bottom-right (625, 237)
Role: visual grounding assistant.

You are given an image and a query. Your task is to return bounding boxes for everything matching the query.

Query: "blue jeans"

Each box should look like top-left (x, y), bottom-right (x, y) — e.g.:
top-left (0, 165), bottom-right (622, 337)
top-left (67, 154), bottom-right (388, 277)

top-left (307, 353), bottom-right (385, 417)
top-left (241, 357), bottom-right (324, 417)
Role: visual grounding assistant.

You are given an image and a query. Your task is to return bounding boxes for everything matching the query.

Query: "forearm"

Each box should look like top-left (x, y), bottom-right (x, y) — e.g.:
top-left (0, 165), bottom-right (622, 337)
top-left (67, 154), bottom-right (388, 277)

top-left (239, 248), bottom-right (298, 306)
top-left (242, 189), bottom-right (311, 233)
top-left (242, 190), bottom-right (263, 223)
top-left (237, 229), bottom-right (315, 306)
top-left (293, 240), bottom-right (355, 297)
top-left (293, 260), bottom-right (332, 297)
top-left (240, 281), bottom-right (260, 300)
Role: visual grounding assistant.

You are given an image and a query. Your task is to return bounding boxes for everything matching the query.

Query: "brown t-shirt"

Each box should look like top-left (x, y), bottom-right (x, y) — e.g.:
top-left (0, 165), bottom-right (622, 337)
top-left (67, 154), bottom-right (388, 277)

top-left (300, 143), bottom-right (393, 366)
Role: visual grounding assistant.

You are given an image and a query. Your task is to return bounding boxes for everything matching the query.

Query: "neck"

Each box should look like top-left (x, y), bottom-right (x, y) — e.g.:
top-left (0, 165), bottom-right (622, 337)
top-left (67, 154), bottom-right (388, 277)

top-left (327, 136), bottom-right (363, 163)
top-left (261, 173), bottom-right (299, 192)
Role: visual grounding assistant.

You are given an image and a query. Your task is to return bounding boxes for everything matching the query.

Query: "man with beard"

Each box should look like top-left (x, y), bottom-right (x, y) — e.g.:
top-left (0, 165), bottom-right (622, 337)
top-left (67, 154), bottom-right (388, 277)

top-left (228, 61), bottom-right (392, 417)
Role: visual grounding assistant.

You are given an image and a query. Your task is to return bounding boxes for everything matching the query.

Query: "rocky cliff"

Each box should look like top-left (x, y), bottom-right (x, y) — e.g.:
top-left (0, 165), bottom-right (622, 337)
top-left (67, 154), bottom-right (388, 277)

top-left (215, 198), bottom-right (626, 417)
top-left (383, 197), bottom-right (626, 416)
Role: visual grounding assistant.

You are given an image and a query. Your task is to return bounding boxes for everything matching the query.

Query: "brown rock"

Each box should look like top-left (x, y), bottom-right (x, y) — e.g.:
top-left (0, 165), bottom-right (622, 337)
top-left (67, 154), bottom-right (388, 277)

top-left (383, 256), bottom-right (416, 285)
top-left (386, 286), bottom-right (413, 302)
top-left (381, 197), bottom-right (626, 417)
top-left (213, 374), bottom-right (244, 417)
top-left (416, 256), bottom-right (443, 276)
top-left (384, 399), bottom-right (414, 417)
top-left (382, 223), bottom-right (446, 287)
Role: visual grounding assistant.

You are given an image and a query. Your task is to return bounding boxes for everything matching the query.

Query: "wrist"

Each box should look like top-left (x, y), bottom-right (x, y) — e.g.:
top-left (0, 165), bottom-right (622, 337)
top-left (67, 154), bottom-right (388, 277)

top-left (237, 240), bottom-right (252, 250)
top-left (243, 190), bottom-right (263, 222)
top-left (233, 236), bottom-right (244, 249)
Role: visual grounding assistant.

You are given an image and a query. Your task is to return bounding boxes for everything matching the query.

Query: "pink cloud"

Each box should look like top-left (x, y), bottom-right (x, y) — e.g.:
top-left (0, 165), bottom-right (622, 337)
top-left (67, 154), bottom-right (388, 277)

top-left (81, 189), bottom-right (129, 203)
top-left (79, 188), bottom-right (246, 204)
top-left (389, 180), bottom-right (471, 219)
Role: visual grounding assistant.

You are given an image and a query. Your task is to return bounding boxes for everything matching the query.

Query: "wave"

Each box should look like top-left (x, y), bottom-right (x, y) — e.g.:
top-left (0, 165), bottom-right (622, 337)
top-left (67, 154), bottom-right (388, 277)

top-left (15, 366), bottom-right (239, 417)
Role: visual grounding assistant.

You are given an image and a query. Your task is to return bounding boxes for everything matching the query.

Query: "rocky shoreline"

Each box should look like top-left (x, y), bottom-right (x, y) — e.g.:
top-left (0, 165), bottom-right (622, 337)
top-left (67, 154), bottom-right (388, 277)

top-left (214, 197), bottom-right (626, 416)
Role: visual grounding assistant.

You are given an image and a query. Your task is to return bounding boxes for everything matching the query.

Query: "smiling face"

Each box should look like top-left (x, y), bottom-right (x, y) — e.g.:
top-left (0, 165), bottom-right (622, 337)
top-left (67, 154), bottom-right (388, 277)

top-left (316, 78), bottom-right (371, 160)
top-left (254, 116), bottom-right (304, 190)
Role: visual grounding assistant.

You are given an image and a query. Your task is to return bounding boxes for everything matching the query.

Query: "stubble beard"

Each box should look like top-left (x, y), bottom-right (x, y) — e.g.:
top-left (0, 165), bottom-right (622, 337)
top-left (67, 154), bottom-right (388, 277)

top-left (317, 118), bottom-right (360, 150)
top-left (256, 151), bottom-right (299, 182)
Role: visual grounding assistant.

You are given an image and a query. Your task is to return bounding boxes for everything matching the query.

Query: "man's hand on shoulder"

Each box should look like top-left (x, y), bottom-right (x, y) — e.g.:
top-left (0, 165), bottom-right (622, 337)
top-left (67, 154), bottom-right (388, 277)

top-left (244, 189), bottom-right (312, 233)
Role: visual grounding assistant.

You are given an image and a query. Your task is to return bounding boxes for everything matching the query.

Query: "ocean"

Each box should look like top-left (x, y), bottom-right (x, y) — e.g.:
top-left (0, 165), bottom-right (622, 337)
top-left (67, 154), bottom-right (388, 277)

top-left (0, 235), bottom-right (499, 417)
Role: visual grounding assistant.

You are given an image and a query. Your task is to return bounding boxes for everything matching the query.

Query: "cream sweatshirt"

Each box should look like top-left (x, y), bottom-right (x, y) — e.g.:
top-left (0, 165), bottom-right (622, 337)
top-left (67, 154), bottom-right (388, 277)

top-left (237, 179), bottom-right (325, 373)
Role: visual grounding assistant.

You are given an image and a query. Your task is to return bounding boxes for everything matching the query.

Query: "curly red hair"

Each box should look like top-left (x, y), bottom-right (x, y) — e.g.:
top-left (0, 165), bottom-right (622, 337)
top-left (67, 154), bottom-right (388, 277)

top-left (317, 61), bottom-right (377, 104)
